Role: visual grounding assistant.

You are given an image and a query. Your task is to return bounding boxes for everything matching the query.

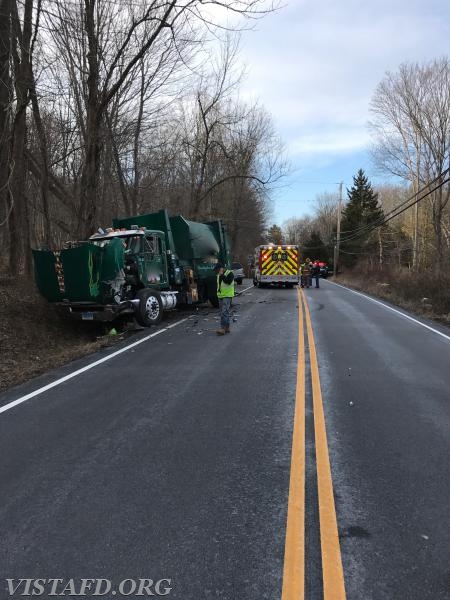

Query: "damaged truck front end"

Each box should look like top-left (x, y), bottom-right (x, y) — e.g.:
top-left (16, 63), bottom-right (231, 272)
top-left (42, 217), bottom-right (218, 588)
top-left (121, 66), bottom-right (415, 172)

top-left (33, 230), bottom-right (174, 325)
top-left (33, 209), bottom-right (232, 326)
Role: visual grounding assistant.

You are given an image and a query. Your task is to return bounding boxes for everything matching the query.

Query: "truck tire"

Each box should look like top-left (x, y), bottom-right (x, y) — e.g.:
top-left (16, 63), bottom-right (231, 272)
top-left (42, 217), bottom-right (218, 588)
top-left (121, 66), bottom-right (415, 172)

top-left (136, 289), bottom-right (163, 326)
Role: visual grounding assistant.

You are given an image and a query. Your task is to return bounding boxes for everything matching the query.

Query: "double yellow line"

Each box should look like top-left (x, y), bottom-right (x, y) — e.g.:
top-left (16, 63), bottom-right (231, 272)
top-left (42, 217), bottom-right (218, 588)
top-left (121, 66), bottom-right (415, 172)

top-left (281, 289), bottom-right (346, 600)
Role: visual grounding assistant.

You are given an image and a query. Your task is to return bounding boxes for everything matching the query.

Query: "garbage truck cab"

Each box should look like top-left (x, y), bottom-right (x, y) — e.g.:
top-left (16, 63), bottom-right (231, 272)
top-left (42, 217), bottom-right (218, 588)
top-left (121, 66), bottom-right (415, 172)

top-left (33, 209), bottom-right (232, 326)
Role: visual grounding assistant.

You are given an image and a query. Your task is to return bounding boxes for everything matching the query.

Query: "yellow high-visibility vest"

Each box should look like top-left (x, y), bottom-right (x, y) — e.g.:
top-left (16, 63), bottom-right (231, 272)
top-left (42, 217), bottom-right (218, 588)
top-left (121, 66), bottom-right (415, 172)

top-left (217, 270), bottom-right (234, 298)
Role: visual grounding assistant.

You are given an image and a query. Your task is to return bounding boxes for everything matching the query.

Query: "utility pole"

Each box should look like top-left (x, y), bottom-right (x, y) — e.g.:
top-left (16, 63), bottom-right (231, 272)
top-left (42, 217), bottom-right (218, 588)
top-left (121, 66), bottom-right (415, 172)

top-left (413, 202), bottom-right (418, 269)
top-left (333, 181), bottom-right (343, 276)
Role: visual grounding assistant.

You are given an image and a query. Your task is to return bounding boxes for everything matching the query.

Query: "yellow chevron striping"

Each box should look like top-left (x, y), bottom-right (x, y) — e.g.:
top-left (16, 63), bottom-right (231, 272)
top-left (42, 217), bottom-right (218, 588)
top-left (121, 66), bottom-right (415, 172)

top-left (259, 246), bottom-right (299, 276)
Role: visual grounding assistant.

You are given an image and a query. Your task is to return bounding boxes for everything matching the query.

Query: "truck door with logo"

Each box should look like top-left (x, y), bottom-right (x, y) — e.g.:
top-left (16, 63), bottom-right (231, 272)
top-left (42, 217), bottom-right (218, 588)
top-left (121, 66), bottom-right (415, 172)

top-left (143, 234), bottom-right (168, 288)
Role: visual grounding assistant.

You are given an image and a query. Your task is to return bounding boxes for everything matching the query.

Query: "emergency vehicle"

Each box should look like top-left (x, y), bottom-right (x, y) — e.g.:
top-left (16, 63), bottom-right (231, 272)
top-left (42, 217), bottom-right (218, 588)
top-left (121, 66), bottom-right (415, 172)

top-left (253, 244), bottom-right (300, 288)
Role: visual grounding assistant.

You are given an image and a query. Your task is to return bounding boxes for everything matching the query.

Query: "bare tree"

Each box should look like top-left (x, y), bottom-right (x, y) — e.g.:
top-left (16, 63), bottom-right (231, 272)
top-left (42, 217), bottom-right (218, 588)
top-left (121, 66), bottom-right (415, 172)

top-left (0, 0), bottom-right (12, 258)
top-left (40, 0), bottom-right (278, 238)
top-left (1, 0), bottom-right (281, 273)
top-left (7, 0), bottom-right (37, 275)
top-left (312, 191), bottom-right (339, 248)
top-left (370, 58), bottom-right (450, 269)
top-left (282, 216), bottom-right (314, 245)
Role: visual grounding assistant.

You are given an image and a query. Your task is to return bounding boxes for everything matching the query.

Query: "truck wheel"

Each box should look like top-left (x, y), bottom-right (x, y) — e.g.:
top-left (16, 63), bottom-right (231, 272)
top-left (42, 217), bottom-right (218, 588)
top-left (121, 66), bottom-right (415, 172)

top-left (136, 289), bottom-right (163, 326)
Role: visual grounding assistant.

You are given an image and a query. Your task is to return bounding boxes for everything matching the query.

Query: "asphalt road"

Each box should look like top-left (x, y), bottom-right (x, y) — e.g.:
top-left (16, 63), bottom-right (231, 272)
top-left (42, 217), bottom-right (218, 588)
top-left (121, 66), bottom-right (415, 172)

top-left (0, 280), bottom-right (449, 599)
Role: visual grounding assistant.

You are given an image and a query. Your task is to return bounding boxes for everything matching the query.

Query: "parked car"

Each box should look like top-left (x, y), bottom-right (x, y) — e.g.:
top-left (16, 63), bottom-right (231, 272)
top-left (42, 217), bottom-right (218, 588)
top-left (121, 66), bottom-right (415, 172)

top-left (231, 262), bottom-right (245, 285)
top-left (317, 261), bottom-right (329, 278)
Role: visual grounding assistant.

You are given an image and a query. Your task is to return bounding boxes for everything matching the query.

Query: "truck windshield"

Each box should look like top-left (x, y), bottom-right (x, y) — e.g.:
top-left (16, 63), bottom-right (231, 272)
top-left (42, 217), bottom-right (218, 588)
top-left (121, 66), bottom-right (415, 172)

top-left (90, 235), bottom-right (143, 253)
top-left (124, 236), bottom-right (143, 253)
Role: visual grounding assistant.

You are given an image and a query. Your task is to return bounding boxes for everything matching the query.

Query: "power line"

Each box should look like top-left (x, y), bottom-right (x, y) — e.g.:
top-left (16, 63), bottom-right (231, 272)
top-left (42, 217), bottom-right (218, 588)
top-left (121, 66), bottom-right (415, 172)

top-left (339, 168), bottom-right (450, 238)
top-left (338, 169), bottom-right (450, 244)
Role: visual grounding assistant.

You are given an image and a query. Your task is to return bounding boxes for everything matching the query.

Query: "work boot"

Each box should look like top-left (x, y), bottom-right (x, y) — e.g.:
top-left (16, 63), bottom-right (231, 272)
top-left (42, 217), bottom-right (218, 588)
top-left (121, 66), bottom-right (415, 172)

top-left (216, 328), bottom-right (226, 336)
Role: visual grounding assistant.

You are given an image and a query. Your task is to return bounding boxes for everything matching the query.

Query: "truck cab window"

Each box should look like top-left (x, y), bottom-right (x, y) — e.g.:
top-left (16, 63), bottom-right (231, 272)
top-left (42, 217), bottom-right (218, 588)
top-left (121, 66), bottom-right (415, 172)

top-left (144, 236), bottom-right (155, 254)
top-left (146, 236), bottom-right (163, 255)
top-left (125, 236), bottom-right (142, 253)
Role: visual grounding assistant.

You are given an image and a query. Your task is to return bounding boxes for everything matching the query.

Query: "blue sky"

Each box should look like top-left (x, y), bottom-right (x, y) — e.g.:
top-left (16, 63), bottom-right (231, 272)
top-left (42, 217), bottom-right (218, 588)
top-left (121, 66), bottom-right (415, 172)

top-left (237, 0), bottom-right (450, 225)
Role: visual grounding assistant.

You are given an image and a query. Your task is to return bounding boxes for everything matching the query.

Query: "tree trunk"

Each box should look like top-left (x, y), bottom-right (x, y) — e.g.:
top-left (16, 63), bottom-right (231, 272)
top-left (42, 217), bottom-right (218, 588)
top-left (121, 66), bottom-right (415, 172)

top-left (8, 0), bottom-right (34, 275)
top-left (378, 228), bottom-right (383, 267)
top-left (0, 0), bottom-right (11, 221)
top-left (29, 76), bottom-right (51, 247)
top-left (78, 121), bottom-right (102, 238)
top-left (77, 0), bottom-right (101, 239)
top-left (130, 61), bottom-right (146, 216)
top-left (432, 197), bottom-right (444, 272)
top-left (0, 0), bottom-right (11, 262)
top-left (105, 110), bottom-right (130, 215)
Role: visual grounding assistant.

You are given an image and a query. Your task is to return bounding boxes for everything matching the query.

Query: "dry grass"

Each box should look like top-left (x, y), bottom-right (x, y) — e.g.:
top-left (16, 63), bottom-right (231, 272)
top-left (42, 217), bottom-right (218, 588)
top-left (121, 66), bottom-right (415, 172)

top-left (0, 276), bottom-right (122, 393)
top-left (334, 266), bottom-right (450, 327)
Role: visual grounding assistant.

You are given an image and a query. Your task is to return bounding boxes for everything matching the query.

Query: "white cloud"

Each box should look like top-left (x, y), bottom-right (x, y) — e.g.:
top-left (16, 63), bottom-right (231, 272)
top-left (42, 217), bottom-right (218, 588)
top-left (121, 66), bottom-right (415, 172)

top-left (238, 0), bottom-right (450, 141)
top-left (288, 128), bottom-right (369, 157)
top-left (232, 0), bottom-right (450, 220)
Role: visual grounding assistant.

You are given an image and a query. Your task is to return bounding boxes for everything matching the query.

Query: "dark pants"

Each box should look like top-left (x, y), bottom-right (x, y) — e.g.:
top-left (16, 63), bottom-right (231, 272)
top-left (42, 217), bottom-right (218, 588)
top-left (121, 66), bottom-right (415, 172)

top-left (313, 274), bottom-right (320, 288)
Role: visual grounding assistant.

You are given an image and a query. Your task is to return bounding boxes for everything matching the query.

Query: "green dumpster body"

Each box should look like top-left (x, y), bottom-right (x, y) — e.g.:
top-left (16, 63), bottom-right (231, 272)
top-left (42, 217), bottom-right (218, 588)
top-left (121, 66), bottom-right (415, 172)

top-left (33, 249), bottom-right (63, 302)
top-left (32, 238), bottom-right (125, 303)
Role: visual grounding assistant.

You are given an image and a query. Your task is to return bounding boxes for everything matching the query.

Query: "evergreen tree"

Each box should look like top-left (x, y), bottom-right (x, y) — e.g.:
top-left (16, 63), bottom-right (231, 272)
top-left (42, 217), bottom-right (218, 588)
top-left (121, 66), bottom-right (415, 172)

top-left (303, 230), bottom-right (328, 262)
top-left (266, 224), bottom-right (284, 244)
top-left (340, 169), bottom-right (383, 266)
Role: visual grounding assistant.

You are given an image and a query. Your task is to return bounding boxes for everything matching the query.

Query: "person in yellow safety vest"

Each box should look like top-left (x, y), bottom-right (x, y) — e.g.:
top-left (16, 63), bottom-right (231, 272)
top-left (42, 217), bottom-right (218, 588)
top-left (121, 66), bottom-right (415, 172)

top-left (214, 262), bottom-right (235, 335)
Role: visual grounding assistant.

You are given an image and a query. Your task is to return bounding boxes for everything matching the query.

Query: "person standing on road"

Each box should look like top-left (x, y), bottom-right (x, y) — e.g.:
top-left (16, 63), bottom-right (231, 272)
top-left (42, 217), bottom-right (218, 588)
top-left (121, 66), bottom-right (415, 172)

top-left (300, 259), bottom-right (312, 288)
top-left (215, 262), bottom-right (235, 335)
top-left (311, 260), bottom-right (321, 289)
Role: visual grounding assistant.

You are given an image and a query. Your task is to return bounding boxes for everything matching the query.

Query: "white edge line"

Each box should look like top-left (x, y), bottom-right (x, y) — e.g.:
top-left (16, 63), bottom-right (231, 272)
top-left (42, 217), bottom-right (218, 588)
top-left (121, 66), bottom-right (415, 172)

top-left (329, 280), bottom-right (450, 342)
top-left (236, 283), bottom-right (255, 295)
top-left (0, 316), bottom-right (192, 416)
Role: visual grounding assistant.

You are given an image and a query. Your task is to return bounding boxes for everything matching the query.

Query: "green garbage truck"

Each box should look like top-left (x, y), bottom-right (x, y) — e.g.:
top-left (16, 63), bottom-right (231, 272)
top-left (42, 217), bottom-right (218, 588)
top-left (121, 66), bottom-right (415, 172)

top-left (33, 209), bottom-right (232, 326)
